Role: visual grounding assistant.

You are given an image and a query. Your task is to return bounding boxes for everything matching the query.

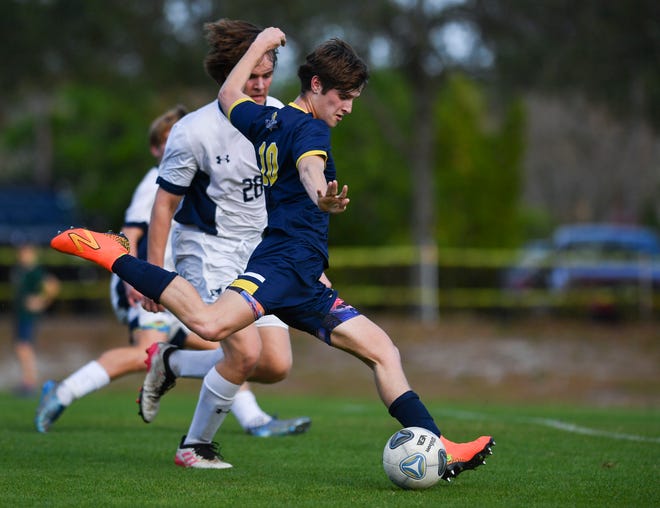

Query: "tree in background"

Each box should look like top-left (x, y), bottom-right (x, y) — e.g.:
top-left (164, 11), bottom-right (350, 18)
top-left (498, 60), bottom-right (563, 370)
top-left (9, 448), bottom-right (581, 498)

top-left (434, 74), bottom-right (524, 248)
top-left (468, 0), bottom-right (660, 128)
top-left (466, 0), bottom-right (660, 227)
top-left (3, 0), bottom-right (659, 319)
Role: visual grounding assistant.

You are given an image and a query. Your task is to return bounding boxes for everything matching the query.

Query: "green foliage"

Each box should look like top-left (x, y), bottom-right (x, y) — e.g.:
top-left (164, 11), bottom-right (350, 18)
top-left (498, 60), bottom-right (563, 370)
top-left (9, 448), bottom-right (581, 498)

top-left (287, 69), bottom-right (527, 249)
top-left (1, 390), bottom-right (658, 506)
top-left (50, 85), bottom-right (164, 229)
top-left (0, 0), bottom-right (206, 95)
top-left (434, 73), bottom-right (525, 248)
top-left (330, 69), bottom-right (413, 246)
top-left (470, 0), bottom-right (660, 129)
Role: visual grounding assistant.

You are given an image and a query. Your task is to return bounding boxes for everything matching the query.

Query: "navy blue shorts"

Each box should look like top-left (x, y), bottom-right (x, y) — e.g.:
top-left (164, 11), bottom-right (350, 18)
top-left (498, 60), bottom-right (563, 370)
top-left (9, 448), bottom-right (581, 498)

top-left (14, 316), bottom-right (37, 344)
top-left (229, 234), bottom-right (360, 343)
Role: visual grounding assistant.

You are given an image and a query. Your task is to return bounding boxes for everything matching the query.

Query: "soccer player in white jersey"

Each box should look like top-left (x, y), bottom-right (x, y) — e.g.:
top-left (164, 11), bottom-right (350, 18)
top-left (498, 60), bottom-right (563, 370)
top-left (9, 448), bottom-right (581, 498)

top-left (35, 106), bottom-right (201, 432)
top-left (138, 20), bottom-right (311, 465)
top-left (35, 105), bottom-right (300, 435)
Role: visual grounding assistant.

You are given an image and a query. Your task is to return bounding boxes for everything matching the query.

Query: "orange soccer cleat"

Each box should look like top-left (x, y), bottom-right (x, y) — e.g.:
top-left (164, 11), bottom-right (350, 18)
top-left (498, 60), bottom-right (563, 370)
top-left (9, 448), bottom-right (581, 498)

top-left (441, 435), bottom-right (495, 481)
top-left (50, 227), bottom-right (129, 272)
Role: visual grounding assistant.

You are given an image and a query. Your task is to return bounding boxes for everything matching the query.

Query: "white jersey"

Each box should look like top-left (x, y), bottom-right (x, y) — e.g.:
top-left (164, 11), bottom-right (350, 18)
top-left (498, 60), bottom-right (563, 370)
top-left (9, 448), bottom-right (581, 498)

top-left (157, 98), bottom-right (286, 329)
top-left (158, 97), bottom-right (284, 239)
top-left (124, 166), bottom-right (158, 230)
top-left (122, 167), bottom-right (174, 270)
top-left (109, 166), bottom-right (180, 335)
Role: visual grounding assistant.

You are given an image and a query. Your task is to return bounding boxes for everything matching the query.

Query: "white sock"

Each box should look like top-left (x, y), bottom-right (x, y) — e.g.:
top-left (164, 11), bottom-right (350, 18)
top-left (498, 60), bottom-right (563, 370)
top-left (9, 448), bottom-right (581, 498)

top-left (184, 368), bottom-right (240, 444)
top-left (232, 389), bottom-right (272, 429)
top-left (56, 361), bottom-right (111, 406)
top-left (167, 348), bottom-right (224, 378)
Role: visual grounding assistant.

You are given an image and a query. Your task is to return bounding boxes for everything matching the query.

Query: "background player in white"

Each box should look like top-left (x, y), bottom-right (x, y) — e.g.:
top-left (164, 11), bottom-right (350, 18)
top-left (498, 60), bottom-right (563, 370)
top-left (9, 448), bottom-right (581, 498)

top-left (139, 20), bottom-right (310, 454)
top-left (35, 106), bottom-right (299, 435)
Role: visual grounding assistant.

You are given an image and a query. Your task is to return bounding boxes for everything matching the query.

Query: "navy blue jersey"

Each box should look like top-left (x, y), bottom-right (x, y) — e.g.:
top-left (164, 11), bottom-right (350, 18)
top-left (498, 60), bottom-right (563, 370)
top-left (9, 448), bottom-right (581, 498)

top-left (228, 99), bottom-right (335, 265)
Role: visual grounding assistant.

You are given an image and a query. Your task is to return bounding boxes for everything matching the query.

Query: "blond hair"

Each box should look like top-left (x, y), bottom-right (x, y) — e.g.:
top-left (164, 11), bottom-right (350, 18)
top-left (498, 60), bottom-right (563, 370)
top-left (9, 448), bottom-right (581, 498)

top-left (148, 104), bottom-right (188, 148)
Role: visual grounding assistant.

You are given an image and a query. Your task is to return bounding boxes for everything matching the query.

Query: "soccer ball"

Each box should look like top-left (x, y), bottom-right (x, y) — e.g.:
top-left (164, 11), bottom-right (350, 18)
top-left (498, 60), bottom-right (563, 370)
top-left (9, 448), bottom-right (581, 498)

top-left (382, 427), bottom-right (447, 490)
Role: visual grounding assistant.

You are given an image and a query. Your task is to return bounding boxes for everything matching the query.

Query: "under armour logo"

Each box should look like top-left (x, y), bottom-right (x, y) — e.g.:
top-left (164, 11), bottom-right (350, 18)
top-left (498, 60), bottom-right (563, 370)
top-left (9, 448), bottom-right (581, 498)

top-left (216, 154), bottom-right (230, 164)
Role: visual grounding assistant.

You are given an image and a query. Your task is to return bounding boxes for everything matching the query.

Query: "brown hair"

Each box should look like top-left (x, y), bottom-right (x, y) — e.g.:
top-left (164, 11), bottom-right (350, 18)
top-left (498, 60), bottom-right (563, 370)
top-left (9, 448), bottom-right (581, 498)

top-left (203, 18), bottom-right (278, 85)
top-left (148, 105), bottom-right (187, 148)
top-left (297, 38), bottom-right (369, 95)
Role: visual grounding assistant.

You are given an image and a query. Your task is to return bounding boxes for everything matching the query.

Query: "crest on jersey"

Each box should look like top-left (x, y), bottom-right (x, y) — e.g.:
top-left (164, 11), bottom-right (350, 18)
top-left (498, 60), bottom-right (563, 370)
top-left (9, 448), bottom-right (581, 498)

top-left (265, 111), bottom-right (279, 131)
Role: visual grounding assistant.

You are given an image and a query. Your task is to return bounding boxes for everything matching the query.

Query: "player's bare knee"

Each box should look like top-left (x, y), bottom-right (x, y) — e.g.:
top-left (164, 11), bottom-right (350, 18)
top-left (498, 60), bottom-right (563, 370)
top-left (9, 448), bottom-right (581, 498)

top-left (259, 348), bottom-right (292, 382)
top-left (264, 361), bottom-right (291, 383)
top-left (367, 338), bottom-right (401, 369)
top-left (224, 344), bottom-right (261, 375)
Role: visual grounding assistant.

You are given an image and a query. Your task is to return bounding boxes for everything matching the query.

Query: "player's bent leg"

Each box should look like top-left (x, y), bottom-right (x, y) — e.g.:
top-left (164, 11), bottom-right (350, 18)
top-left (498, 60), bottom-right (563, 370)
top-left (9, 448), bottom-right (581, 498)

top-left (330, 315), bottom-right (410, 406)
top-left (331, 314), bottom-right (496, 480)
top-left (158, 282), bottom-right (256, 345)
top-left (140, 316), bottom-right (257, 425)
top-left (237, 324), bottom-right (311, 437)
top-left (51, 229), bottom-right (255, 345)
top-left (249, 324), bottom-right (292, 383)
top-left (210, 325), bottom-right (262, 391)
top-left (96, 341), bottom-right (157, 379)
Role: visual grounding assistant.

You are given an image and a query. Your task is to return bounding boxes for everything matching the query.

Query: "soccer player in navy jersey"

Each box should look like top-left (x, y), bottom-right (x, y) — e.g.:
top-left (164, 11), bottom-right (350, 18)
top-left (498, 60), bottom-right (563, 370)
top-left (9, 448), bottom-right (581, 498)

top-left (140, 19), bottom-right (311, 449)
top-left (51, 26), bottom-right (494, 480)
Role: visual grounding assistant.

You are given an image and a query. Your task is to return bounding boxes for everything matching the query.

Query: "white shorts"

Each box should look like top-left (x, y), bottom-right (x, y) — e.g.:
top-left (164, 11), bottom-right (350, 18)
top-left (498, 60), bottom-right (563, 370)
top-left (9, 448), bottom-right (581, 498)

top-left (133, 304), bottom-right (190, 341)
top-left (110, 274), bottom-right (189, 343)
top-left (109, 274), bottom-right (129, 325)
top-left (172, 225), bottom-right (287, 330)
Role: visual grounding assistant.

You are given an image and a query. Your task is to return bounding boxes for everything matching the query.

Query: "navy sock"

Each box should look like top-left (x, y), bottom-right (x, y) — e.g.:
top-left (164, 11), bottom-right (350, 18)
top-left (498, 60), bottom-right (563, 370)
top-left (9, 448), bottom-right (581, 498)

top-left (111, 256), bottom-right (177, 303)
top-left (388, 390), bottom-right (441, 437)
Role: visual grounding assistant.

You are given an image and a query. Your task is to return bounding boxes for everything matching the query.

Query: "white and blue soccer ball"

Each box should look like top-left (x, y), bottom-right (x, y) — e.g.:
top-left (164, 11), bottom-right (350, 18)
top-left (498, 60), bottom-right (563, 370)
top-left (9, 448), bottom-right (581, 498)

top-left (382, 427), bottom-right (447, 490)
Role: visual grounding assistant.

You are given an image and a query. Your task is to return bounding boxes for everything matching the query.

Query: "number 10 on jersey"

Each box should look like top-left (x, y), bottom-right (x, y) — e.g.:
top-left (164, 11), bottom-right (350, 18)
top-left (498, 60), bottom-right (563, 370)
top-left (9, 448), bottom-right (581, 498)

top-left (258, 142), bottom-right (279, 186)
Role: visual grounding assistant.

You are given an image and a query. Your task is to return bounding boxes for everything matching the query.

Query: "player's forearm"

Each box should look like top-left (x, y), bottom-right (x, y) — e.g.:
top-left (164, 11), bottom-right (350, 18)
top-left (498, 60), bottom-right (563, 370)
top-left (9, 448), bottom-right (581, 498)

top-left (147, 214), bottom-right (170, 268)
top-left (148, 190), bottom-right (178, 267)
top-left (298, 157), bottom-right (326, 207)
top-left (218, 27), bottom-right (286, 115)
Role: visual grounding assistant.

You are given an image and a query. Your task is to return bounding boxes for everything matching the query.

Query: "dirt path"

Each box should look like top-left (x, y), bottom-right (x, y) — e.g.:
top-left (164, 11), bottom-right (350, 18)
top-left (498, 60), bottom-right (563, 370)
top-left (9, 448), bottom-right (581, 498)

top-left (1, 314), bottom-right (658, 407)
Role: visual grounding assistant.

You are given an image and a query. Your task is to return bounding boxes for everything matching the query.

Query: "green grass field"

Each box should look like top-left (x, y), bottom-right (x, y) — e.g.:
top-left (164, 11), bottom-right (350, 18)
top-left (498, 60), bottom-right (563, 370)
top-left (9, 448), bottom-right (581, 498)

top-left (2, 387), bottom-right (658, 507)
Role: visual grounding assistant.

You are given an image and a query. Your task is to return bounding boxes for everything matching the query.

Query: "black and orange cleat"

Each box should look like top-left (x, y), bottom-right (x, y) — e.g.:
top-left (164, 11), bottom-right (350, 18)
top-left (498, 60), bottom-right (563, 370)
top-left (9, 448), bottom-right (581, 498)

top-left (51, 227), bottom-right (129, 271)
top-left (441, 435), bottom-right (495, 481)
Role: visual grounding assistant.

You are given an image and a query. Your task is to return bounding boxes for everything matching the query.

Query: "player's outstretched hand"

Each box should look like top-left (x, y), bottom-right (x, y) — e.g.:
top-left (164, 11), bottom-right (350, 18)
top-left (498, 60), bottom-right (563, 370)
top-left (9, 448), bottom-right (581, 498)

top-left (317, 180), bottom-right (349, 214)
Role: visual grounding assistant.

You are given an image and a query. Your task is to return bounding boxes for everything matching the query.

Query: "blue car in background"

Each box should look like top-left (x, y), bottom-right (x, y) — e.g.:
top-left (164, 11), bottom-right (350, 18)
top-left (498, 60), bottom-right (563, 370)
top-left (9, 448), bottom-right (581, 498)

top-left (549, 224), bottom-right (660, 290)
top-left (503, 223), bottom-right (660, 316)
